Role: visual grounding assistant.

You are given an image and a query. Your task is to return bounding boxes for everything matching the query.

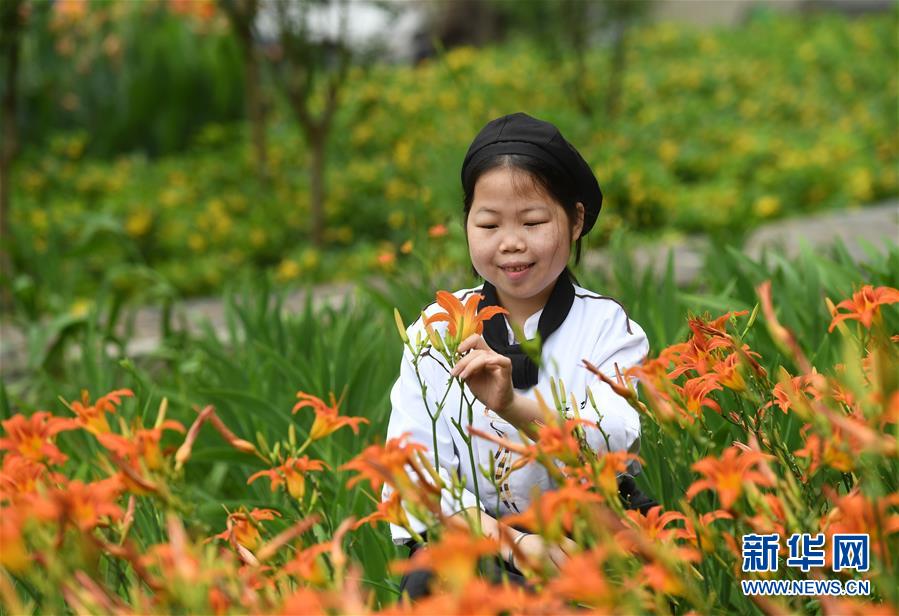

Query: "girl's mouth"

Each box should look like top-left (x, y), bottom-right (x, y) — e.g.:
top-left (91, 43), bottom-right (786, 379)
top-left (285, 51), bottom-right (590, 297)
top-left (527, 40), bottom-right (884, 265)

top-left (500, 263), bottom-right (534, 280)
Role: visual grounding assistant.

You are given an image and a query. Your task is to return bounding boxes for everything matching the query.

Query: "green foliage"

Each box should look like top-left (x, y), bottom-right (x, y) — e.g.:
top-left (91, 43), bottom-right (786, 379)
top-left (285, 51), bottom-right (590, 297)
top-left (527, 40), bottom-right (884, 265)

top-left (8, 9), bottom-right (897, 318)
top-left (17, 0), bottom-right (244, 156)
top-left (5, 240), bottom-right (897, 604)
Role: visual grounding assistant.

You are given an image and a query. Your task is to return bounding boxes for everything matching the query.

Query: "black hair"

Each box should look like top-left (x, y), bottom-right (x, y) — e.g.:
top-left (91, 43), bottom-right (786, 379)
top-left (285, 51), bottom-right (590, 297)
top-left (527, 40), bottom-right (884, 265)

top-left (462, 153), bottom-right (583, 283)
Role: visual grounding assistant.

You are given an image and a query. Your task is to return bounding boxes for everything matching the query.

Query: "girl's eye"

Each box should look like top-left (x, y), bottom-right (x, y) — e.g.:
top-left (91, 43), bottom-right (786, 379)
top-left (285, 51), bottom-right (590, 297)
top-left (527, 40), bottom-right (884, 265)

top-left (524, 222), bottom-right (546, 227)
top-left (478, 225), bottom-right (498, 229)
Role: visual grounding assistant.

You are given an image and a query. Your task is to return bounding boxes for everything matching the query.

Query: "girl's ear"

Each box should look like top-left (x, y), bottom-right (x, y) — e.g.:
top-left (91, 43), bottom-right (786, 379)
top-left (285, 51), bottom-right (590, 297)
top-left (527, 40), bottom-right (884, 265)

top-left (572, 202), bottom-right (585, 242)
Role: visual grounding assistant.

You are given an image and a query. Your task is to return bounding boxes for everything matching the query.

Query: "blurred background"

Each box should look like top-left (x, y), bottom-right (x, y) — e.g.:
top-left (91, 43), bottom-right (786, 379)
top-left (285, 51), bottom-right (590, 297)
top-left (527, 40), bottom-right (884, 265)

top-left (0, 0), bottom-right (897, 384)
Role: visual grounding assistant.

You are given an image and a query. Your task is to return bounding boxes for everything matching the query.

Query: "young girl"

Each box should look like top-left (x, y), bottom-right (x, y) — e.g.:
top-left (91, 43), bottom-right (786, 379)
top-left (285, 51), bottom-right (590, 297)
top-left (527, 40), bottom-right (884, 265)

top-left (385, 113), bottom-right (653, 596)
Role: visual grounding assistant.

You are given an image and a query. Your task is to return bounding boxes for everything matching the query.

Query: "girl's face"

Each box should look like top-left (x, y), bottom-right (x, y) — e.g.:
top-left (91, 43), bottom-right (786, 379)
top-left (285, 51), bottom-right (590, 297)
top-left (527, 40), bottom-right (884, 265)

top-left (466, 167), bottom-right (584, 321)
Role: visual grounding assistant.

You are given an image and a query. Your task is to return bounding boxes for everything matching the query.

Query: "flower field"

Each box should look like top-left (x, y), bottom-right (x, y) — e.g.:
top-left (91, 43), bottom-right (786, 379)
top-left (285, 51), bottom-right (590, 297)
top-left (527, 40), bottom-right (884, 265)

top-left (3, 242), bottom-right (898, 613)
top-left (8, 7), bottom-right (898, 314)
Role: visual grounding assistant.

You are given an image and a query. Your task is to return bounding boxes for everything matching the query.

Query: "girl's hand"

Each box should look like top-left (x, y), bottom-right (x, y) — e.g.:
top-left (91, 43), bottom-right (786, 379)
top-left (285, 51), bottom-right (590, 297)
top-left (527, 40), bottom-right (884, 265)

top-left (450, 334), bottom-right (514, 415)
top-left (515, 534), bottom-right (576, 572)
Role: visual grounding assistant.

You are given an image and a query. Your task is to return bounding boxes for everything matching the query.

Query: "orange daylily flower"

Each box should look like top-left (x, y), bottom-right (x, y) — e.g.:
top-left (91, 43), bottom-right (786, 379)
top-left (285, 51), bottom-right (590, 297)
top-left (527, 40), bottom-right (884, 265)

top-left (391, 528), bottom-right (498, 592)
top-left (668, 311), bottom-right (746, 378)
top-left (536, 417), bottom-right (599, 467)
top-left (353, 491), bottom-right (410, 530)
top-left (283, 519), bottom-right (353, 588)
top-left (278, 588), bottom-right (329, 616)
top-left (828, 285), bottom-right (899, 331)
top-left (547, 547), bottom-right (615, 608)
top-left (821, 488), bottom-right (899, 561)
top-left (427, 223), bottom-right (448, 238)
top-left (53, 0), bottom-right (86, 19)
top-left (292, 392), bottom-right (369, 442)
top-left (686, 446), bottom-right (775, 509)
top-left (765, 368), bottom-right (826, 415)
top-left (0, 455), bottom-right (55, 502)
top-left (468, 425), bottom-right (536, 471)
top-left (622, 506), bottom-right (687, 543)
top-left (710, 346), bottom-right (765, 393)
top-left (168, 0), bottom-right (216, 21)
top-left (213, 507), bottom-right (281, 552)
top-left (743, 493), bottom-right (788, 539)
top-left (66, 388), bottom-right (134, 435)
top-left (283, 542), bottom-right (332, 585)
top-left (247, 456), bottom-right (329, 500)
top-left (402, 578), bottom-right (534, 615)
top-left (677, 509), bottom-right (734, 553)
top-left (0, 412), bottom-right (77, 465)
top-left (0, 507), bottom-right (29, 573)
top-left (794, 423), bottom-right (857, 475)
top-left (643, 561), bottom-right (687, 597)
top-left (340, 432), bottom-right (429, 493)
top-left (96, 421), bottom-right (185, 493)
top-left (28, 476), bottom-right (124, 532)
top-left (424, 291), bottom-right (508, 353)
top-left (757, 281), bottom-right (813, 374)
top-left (676, 374), bottom-right (722, 416)
top-left (97, 421), bottom-right (186, 471)
top-left (626, 341), bottom-right (691, 385)
top-left (589, 450), bottom-right (643, 498)
top-left (503, 477), bottom-right (603, 536)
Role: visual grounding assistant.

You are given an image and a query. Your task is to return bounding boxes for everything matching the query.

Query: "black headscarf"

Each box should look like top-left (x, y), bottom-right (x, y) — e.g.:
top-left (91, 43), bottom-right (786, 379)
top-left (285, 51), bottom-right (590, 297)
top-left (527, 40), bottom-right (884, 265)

top-left (461, 112), bottom-right (603, 235)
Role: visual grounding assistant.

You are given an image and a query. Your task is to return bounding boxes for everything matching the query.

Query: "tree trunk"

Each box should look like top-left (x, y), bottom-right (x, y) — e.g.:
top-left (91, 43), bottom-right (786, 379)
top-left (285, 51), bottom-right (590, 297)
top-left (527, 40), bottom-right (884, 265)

top-left (244, 39), bottom-right (268, 178)
top-left (308, 129), bottom-right (326, 248)
top-left (0, 0), bottom-right (23, 310)
top-left (237, 0), bottom-right (267, 178)
top-left (606, 25), bottom-right (628, 120)
top-left (225, 0), bottom-right (267, 179)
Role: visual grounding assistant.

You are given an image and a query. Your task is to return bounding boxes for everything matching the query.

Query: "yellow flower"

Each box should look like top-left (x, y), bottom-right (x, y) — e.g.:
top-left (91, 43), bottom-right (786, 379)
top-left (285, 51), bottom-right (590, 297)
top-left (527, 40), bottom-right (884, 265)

top-left (387, 210), bottom-right (405, 229)
top-left (301, 248), bottom-right (320, 270)
top-left (658, 140), bottom-right (679, 165)
top-left (849, 168), bottom-right (873, 201)
top-left (250, 228), bottom-right (267, 248)
top-left (125, 210), bottom-right (152, 237)
top-left (753, 195), bottom-right (781, 218)
top-left (188, 233), bottom-right (206, 253)
top-left (276, 259), bottom-right (301, 281)
top-left (68, 298), bottom-right (91, 318)
top-left (30, 209), bottom-right (48, 231)
top-left (351, 123), bottom-right (374, 147)
top-left (393, 140), bottom-right (412, 170)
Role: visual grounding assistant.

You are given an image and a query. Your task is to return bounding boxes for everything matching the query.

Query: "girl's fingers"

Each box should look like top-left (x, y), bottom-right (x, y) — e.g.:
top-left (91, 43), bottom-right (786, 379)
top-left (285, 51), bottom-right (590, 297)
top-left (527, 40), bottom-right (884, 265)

top-left (457, 353), bottom-right (500, 380)
top-left (452, 347), bottom-right (509, 378)
top-left (458, 334), bottom-right (489, 355)
top-left (451, 349), bottom-right (482, 377)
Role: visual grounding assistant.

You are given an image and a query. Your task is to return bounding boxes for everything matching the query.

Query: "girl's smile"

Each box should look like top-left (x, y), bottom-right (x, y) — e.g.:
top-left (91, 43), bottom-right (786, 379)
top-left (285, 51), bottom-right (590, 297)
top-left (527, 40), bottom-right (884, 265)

top-left (466, 166), bottom-right (583, 328)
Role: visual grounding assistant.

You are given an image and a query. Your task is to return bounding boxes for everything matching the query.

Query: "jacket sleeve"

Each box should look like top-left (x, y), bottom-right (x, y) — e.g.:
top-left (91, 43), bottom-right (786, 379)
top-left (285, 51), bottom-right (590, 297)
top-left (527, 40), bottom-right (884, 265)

top-left (580, 305), bottom-right (650, 472)
top-left (382, 319), bottom-right (481, 545)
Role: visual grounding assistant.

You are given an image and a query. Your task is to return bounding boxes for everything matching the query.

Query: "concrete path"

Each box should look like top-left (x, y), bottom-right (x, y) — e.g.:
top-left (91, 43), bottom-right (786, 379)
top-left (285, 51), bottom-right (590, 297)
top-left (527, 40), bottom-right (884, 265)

top-left (2, 201), bottom-right (896, 378)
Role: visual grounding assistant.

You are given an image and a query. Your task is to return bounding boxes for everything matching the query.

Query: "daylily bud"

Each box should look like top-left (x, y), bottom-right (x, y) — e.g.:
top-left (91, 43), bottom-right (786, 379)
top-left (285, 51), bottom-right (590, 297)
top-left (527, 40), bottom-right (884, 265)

top-left (208, 411), bottom-right (257, 455)
top-left (175, 406), bottom-right (214, 470)
top-left (394, 308), bottom-right (409, 344)
top-left (153, 397), bottom-right (169, 429)
top-left (422, 311), bottom-right (446, 356)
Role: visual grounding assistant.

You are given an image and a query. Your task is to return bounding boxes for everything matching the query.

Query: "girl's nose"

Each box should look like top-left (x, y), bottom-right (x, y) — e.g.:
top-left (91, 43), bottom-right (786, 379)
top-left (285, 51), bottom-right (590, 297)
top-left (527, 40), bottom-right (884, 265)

top-left (498, 229), bottom-right (526, 252)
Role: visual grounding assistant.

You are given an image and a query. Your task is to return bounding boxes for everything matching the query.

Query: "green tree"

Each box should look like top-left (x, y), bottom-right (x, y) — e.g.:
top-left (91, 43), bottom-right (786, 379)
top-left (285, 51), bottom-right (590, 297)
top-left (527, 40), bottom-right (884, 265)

top-left (0, 0), bottom-right (26, 306)
top-left (270, 0), bottom-right (352, 248)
